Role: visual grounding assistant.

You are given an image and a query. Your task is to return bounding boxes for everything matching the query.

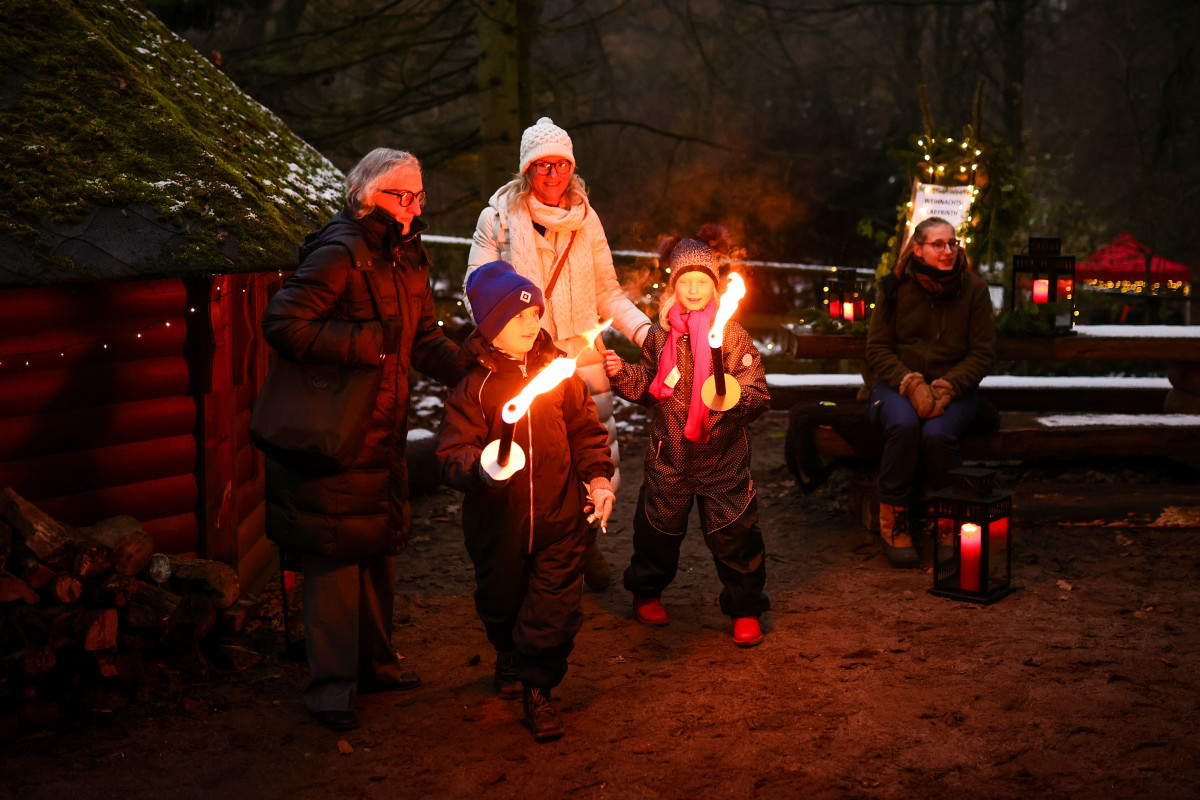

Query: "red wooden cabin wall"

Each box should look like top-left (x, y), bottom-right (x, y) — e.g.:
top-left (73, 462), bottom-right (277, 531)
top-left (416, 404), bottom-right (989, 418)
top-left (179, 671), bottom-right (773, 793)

top-left (0, 273), bottom-right (281, 588)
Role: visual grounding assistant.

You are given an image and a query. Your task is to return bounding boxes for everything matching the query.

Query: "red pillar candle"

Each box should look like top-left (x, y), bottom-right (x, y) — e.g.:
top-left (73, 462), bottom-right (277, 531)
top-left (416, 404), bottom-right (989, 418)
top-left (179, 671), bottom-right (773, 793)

top-left (1032, 279), bottom-right (1049, 304)
top-left (959, 523), bottom-right (982, 592)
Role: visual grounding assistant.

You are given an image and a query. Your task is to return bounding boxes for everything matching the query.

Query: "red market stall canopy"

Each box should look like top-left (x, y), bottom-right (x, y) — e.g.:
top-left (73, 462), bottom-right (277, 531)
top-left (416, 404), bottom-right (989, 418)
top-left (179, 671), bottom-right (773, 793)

top-left (1080, 233), bottom-right (1192, 284)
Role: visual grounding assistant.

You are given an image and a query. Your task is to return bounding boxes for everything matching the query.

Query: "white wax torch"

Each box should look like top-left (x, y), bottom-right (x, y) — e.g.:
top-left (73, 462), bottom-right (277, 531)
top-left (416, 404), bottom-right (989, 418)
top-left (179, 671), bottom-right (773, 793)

top-left (481, 319), bottom-right (613, 482)
top-left (702, 273), bottom-right (746, 411)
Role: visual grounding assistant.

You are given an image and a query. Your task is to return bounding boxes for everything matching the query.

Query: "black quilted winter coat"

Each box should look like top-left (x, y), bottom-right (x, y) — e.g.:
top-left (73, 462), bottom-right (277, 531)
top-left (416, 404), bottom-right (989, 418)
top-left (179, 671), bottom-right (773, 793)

top-left (436, 330), bottom-right (614, 555)
top-left (262, 210), bottom-right (463, 557)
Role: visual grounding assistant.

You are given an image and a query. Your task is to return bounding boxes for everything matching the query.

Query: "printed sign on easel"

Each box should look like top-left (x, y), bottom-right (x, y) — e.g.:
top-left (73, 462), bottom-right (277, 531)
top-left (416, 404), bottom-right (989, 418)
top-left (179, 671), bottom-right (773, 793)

top-left (902, 182), bottom-right (974, 248)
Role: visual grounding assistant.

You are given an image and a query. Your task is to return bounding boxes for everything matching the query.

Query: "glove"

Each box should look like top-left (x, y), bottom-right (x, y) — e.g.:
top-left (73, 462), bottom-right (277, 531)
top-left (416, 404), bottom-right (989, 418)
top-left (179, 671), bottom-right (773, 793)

top-left (585, 476), bottom-right (615, 532)
top-left (478, 459), bottom-right (508, 488)
top-left (930, 378), bottom-right (955, 416)
top-left (899, 372), bottom-right (935, 418)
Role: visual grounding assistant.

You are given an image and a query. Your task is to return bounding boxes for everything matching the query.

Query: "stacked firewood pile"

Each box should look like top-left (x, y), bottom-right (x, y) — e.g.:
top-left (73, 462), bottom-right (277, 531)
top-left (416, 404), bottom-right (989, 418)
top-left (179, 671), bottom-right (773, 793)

top-left (0, 487), bottom-right (254, 732)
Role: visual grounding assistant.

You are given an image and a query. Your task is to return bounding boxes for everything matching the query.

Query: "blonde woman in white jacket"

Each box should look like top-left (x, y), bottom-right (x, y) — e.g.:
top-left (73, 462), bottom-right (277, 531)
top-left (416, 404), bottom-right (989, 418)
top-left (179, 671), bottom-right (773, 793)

top-left (466, 117), bottom-right (651, 590)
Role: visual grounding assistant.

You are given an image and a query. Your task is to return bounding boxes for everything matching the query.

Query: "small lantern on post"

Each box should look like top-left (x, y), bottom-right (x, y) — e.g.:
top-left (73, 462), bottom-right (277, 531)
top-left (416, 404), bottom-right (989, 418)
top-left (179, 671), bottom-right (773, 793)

top-left (930, 467), bottom-right (1014, 604)
top-left (1010, 237), bottom-right (1076, 332)
top-left (822, 268), bottom-right (868, 323)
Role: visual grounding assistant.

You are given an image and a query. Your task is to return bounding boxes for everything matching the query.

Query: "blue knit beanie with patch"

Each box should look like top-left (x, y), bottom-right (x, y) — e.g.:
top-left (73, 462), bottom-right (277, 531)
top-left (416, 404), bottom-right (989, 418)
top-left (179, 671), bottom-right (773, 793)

top-left (466, 260), bottom-right (545, 342)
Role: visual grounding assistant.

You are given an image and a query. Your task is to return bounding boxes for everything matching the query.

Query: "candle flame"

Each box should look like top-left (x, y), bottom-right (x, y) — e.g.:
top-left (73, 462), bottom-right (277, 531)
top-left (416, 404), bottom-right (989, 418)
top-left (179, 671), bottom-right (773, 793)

top-left (501, 318), bottom-right (613, 425)
top-left (707, 273), bottom-right (746, 348)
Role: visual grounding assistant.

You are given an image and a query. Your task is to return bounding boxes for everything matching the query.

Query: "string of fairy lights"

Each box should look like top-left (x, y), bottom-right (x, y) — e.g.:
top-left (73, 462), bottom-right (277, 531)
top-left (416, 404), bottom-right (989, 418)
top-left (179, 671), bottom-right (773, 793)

top-left (906, 133), bottom-right (982, 248)
top-left (0, 270), bottom-right (291, 371)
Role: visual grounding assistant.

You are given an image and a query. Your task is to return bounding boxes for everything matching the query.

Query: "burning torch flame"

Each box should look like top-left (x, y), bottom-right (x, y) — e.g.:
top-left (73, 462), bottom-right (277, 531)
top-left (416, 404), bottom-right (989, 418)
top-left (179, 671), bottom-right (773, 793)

top-left (707, 273), bottom-right (746, 348)
top-left (501, 318), bottom-right (613, 425)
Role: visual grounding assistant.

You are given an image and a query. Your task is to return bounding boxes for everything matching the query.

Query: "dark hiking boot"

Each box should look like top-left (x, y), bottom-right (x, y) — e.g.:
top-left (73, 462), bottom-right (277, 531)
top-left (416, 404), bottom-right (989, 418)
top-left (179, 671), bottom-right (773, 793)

top-left (493, 651), bottom-right (521, 699)
top-left (311, 709), bottom-right (358, 731)
top-left (522, 686), bottom-right (564, 742)
top-left (879, 503), bottom-right (921, 568)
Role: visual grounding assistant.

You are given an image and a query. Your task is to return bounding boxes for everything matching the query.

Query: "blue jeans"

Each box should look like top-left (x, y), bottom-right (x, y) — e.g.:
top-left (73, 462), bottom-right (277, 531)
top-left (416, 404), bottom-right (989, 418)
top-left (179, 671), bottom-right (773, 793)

top-left (868, 380), bottom-right (980, 506)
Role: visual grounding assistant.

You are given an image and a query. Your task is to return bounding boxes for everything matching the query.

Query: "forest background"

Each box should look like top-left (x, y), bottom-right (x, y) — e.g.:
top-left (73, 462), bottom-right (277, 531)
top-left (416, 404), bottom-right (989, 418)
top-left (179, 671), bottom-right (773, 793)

top-left (151, 0), bottom-right (1199, 278)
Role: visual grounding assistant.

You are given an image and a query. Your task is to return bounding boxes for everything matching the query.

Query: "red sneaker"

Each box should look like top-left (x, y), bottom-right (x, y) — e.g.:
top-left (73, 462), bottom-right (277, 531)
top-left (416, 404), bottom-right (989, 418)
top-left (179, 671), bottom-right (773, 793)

top-left (732, 617), bottom-right (763, 648)
top-left (633, 597), bottom-right (670, 626)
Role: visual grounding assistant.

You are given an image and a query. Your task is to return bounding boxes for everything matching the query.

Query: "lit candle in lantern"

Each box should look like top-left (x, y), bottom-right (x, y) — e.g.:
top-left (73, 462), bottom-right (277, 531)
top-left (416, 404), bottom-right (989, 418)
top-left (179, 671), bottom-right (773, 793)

top-left (481, 319), bottom-right (612, 480)
top-left (703, 273), bottom-right (746, 410)
top-left (1032, 279), bottom-right (1049, 304)
top-left (842, 300), bottom-right (855, 321)
top-left (959, 523), bottom-right (982, 592)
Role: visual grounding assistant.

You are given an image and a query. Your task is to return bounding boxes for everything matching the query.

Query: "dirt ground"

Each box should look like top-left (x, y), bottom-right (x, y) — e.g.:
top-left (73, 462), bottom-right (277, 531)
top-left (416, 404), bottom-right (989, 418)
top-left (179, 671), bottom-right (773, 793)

top-left (2, 403), bottom-right (1198, 800)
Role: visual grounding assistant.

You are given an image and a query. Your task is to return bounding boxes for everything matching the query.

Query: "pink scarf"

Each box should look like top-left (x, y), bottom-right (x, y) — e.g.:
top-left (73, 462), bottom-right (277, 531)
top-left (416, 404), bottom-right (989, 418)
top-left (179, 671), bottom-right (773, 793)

top-left (650, 300), bottom-right (717, 443)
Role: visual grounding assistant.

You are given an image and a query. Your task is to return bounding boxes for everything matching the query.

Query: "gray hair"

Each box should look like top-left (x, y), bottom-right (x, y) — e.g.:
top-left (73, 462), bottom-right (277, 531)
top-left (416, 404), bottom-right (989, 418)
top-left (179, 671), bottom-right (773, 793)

top-left (345, 148), bottom-right (421, 218)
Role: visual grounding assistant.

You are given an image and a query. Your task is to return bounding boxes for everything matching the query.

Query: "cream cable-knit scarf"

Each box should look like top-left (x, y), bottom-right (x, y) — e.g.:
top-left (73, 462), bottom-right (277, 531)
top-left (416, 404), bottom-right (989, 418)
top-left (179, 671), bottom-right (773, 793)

top-left (489, 182), bottom-right (595, 340)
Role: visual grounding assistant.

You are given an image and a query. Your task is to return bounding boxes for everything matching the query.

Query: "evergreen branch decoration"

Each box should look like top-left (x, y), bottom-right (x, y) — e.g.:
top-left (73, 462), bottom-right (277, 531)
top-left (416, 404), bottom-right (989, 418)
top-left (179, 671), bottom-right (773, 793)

top-left (866, 83), bottom-right (1030, 282)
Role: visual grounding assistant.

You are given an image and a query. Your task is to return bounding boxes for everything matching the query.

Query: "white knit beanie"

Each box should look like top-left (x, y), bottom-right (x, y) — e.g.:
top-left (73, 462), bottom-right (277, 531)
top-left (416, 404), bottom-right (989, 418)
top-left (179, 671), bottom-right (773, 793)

top-left (519, 117), bottom-right (575, 175)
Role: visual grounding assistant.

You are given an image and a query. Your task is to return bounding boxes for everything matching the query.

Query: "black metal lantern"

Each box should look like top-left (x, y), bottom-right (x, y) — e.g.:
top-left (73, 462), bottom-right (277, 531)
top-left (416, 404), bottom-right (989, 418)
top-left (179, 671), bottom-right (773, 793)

top-left (822, 268), bottom-right (868, 323)
top-left (930, 467), bottom-right (1014, 604)
top-left (1010, 237), bottom-right (1076, 332)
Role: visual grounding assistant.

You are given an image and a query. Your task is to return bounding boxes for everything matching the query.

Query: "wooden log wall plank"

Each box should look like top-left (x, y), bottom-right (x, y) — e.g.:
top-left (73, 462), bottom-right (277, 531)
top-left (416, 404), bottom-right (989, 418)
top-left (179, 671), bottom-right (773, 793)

top-left (0, 396), bottom-right (196, 460)
top-left (0, 356), bottom-right (192, 417)
top-left (0, 435), bottom-right (197, 497)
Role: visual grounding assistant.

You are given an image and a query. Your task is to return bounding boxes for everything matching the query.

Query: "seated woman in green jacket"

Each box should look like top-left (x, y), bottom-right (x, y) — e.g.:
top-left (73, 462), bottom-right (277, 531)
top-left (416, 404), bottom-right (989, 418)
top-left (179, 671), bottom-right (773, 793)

top-left (865, 216), bottom-right (996, 568)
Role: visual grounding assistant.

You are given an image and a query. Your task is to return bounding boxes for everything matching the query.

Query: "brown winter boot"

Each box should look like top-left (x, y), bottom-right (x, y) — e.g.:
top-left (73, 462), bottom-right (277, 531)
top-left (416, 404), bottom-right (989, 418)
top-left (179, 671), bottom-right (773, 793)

top-left (582, 525), bottom-right (612, 590)
top-left (879, 503), bottom-right (921, 569)
top-left (522, 686), bottom-right (564, 742)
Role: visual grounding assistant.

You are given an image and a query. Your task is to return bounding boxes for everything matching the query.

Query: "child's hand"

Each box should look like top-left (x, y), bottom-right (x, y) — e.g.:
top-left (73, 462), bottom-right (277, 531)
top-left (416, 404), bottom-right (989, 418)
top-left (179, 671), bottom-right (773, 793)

top-left (601, 349), bottom-right (625, 378)
top-left (585, 477), bottom-right (615, 533)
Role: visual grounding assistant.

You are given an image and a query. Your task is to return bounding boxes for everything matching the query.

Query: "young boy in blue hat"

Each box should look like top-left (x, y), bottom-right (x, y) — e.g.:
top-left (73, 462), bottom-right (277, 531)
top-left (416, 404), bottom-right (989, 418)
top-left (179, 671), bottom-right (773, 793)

top-left (436, 260), bottom-right (615, 741)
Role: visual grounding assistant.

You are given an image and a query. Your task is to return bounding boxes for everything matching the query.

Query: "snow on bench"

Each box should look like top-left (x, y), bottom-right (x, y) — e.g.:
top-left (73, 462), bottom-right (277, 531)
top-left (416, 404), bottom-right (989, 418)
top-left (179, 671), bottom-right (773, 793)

top-left (766, 374), bottom-right (1172, 390)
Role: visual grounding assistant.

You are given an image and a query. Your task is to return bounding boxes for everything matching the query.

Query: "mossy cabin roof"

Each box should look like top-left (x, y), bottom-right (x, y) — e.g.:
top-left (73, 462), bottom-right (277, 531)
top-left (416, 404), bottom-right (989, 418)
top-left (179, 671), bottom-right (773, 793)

top-left (0, 0), bottom-right (343, 287)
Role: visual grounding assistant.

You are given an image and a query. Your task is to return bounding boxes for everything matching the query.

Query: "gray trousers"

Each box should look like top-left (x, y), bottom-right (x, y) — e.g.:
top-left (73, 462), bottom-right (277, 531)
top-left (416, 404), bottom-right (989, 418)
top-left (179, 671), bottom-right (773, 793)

top-left (302, 553), bottom-right (403, 713)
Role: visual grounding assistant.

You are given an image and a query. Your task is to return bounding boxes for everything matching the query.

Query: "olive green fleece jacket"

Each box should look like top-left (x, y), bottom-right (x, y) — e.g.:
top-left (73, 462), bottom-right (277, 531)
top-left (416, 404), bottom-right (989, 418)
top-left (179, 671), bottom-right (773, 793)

top-left (865, 271), bottom-right (996, 397)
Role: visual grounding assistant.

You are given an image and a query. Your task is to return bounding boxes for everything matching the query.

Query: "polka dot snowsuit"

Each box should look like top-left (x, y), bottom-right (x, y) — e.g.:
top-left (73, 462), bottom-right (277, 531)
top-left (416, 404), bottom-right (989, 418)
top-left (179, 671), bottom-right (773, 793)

top-left (609, 319), bottom-right (771, 618)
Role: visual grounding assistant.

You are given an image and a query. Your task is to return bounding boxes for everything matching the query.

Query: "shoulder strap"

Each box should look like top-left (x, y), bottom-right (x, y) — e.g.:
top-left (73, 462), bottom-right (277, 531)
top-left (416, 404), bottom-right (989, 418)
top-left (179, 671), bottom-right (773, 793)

top-left (544, 208), bottom-right (586, 298)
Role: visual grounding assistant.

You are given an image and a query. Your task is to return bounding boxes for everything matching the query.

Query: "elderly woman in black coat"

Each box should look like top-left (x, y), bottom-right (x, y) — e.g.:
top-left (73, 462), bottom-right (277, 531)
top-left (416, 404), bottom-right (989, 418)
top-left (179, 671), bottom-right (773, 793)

top-left (261, 148), bottom-right (462, 731)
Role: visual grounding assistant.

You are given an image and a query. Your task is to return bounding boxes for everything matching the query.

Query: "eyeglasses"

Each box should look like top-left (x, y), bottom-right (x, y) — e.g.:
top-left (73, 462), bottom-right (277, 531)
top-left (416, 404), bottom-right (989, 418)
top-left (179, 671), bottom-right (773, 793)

top-left (918, 238), bottom-right (960, 252)
top-left (379, 189), bottom-right (427, 207)
top-left (531, 160), bottom-right (573, 176)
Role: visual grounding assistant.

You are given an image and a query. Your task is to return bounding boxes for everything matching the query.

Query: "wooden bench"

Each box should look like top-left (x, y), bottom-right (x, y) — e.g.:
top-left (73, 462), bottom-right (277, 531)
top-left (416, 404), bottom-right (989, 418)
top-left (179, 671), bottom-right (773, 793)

top-left (776, 323), bottom-right (1200, 527)
top-left (778, 322), bottom-right (1200, 413)
top-left (767, 373), bottom-right (1172, 414)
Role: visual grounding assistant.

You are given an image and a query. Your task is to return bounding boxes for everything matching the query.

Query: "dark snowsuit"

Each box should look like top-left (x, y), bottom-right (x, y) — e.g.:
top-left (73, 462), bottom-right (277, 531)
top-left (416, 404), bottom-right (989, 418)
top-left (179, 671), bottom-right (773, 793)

top-left (261, 209), bottom-right (462, 713)
top-left (436, 330), bottom-right (613, 688)
top-left (610, 318), bottom-right (772, 618)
